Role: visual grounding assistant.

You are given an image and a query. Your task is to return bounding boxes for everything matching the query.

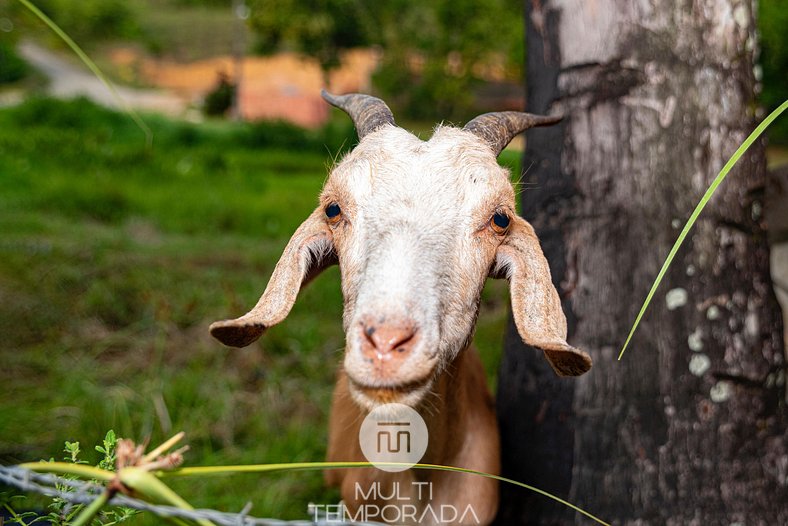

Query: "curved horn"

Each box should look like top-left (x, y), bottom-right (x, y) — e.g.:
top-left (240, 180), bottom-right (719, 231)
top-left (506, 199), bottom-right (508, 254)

top-left (321, 90), bottom-right (395, 140)
top-left (464, 111), bottom-right (562, 156)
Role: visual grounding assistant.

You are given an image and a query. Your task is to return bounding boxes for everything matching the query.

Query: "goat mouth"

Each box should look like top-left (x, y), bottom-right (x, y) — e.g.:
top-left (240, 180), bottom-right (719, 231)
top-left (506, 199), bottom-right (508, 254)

top-left (348, 374), bottom-right (434, 407)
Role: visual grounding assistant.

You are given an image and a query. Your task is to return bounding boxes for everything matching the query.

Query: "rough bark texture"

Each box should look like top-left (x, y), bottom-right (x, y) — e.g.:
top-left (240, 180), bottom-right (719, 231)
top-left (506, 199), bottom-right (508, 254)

top-left (496, 1), bottom-right (787, 524)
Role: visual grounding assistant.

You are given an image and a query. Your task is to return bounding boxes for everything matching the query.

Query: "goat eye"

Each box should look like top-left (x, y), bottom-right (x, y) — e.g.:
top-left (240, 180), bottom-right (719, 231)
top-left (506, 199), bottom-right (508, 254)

top-left (325, 203), bottom-right (341, 220)
top-left (491, 211), bottom-right (510, 234)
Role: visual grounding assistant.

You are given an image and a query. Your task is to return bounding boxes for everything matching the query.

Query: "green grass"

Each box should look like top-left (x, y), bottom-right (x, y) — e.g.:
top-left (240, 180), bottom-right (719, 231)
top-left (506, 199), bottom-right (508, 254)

top-left (618, 100), bottom-right (788, 360)
top-left (0, 97), bottom-right (513, 521)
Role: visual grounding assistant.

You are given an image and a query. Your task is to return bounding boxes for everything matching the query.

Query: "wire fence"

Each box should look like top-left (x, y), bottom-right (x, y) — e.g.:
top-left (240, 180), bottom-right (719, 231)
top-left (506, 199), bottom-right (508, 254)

top-left (0, 465), bottom-right (383, 526)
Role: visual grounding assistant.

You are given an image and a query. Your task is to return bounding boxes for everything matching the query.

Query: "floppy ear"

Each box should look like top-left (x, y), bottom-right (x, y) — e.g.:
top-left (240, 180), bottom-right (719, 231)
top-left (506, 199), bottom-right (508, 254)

top-left (210, 208), bottom-right (337, 348)
top-left (491, 216), bottom-right (592, 376)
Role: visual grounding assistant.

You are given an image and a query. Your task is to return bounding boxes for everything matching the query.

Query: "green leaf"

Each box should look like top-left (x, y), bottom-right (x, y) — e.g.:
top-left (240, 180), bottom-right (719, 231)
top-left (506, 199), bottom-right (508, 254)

top-left (618, 100), bottom-right (788, 360)
top-left (119, 468), bottom-right (215, 526)
top-left (21, 462), bottom-right (116, 482)
top-left (64, 441), bottom-right (81, 463)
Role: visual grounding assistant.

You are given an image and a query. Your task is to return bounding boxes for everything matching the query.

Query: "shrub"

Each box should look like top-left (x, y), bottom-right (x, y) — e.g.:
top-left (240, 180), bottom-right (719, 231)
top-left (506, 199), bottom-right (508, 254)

top-left (32, 0), bottom-right (139, 42)
top-left (203, 72), bottom-right (236, 117)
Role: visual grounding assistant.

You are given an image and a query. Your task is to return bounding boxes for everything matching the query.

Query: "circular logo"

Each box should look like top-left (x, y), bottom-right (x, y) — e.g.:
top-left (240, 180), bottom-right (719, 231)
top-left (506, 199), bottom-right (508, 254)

top-left (359, 403), bottom-right (428, 472)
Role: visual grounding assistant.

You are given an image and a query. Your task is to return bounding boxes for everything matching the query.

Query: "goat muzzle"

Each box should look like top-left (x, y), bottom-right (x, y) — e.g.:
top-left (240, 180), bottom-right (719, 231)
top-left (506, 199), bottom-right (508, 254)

top-left (359, 318), bottom-right (418, 363)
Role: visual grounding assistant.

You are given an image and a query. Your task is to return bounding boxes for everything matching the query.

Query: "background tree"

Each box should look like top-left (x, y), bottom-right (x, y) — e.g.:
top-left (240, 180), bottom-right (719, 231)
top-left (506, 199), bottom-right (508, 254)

top-left (247, 0), bottom-right (523, 120)
top-left (249, 0), bottom-right (367, 70)
top-left (367, 0), bottom-right (524, 120)
top-left (496, 1), bottom-right (787, 524)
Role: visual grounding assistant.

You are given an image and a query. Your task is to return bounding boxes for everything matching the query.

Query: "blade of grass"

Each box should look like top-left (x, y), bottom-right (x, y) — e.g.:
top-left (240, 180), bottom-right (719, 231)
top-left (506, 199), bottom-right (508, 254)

top-left (618, 100), bottom-right (788, 361)
top-left (20, 461), bottom-right (115, 481)
top-left (15, 0), bottom-right (153, 147)
top-left (163, 461), bottom-right (610, 525)
top-left (119, 467), bottom-right (214, 526)
top-left (70, 490), bottom-right (110, 526)
top-left (142, 431), bottom-right (185, 463)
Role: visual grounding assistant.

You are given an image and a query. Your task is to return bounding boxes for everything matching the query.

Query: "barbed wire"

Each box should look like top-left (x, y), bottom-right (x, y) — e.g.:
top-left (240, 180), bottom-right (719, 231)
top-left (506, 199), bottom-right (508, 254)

top-left (0, 465), bottom-right (384, 526)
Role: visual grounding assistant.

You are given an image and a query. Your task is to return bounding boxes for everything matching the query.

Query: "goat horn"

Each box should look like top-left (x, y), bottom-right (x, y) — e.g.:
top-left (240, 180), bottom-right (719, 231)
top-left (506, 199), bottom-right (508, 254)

top-left (321, 90), bottom-right (395, 140)
top-left (463, 111), bottom-right (562, 156)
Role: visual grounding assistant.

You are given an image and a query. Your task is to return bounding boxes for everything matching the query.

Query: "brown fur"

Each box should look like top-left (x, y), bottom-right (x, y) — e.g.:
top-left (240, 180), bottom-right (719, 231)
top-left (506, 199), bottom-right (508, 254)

top-left (326, 345), bottom-right (500, 525)
top-left (209, 102), bottom-right (594, 525)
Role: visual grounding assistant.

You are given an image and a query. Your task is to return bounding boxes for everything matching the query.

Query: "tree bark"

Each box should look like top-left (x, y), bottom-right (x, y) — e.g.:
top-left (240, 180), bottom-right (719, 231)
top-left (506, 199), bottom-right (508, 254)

top-left (496, 1), bottom-right (787, 524)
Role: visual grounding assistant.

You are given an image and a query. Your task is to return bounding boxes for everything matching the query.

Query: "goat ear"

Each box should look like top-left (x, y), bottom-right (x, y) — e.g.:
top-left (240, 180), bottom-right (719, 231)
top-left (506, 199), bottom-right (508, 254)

top-left (210, 208), bottom-right (337, 348)
top-left (491, 216), bottom-right (592, 376)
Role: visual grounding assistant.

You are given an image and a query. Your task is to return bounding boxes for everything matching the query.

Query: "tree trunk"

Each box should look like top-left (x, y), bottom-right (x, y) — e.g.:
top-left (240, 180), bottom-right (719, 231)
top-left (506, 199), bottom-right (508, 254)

top-left (496, 1), bottom-right (787, 524)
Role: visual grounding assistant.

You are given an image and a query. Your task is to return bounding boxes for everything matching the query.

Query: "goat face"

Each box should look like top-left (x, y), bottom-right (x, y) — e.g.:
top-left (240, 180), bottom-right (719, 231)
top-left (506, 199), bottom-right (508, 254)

top-left (210, 92), bottom-right (591, 411)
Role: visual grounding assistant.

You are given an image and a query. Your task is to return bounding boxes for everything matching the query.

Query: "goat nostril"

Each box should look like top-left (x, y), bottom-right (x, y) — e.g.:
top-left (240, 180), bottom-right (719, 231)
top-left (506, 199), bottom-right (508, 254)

top-left (391, 332), bottom-right (414, 350)
top-left (360, 321), bottom-right (417, 356)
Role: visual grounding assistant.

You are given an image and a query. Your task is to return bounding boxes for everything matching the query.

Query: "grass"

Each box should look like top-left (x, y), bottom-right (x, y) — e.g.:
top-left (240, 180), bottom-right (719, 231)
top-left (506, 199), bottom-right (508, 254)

top-left (0, 97), bottom-right (513, 521)
top-left (618, 100), bottom-right (788, 360)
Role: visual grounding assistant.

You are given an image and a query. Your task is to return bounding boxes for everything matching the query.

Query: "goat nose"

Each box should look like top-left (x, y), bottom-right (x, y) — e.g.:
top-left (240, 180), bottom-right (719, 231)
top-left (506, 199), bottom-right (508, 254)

top-left (360, 321), bottom-right (417, 361)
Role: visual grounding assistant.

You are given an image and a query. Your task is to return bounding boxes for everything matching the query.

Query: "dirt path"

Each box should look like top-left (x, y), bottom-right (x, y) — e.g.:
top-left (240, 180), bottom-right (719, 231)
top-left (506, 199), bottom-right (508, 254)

top-left (18, 40), bottom-right (187, 115)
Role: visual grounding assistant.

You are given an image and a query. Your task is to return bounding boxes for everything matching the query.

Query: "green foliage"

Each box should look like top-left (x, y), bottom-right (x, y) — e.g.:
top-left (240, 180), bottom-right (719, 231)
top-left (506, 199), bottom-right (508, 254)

top-left (0, 37), bottom-right (28, 84)
top-left (0, 494), bottom-right (36, 525)
top-left (203, 72), bottom-right (236, 117)
top-left (248, 0), bottom-right (524, 121)
top-left (63, 441), bottom-right (84, 464)
top-left (96, 430), bottom-right (118, 471)
top-left (759, 0), bottom-right (788, 144)
top-left (24, 0), bottom-right (139, 43)
top-left (371, 0), bottom-right (523, 120)
top-left (250, 0), bottom-right (368, 70)
top-left (3, 432), bottom-right (138, 525)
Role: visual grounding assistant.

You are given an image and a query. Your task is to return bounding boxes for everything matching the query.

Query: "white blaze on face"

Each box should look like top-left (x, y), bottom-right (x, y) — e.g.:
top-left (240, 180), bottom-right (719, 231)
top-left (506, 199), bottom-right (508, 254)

top-left (323, 126), bottom-right (514, 407)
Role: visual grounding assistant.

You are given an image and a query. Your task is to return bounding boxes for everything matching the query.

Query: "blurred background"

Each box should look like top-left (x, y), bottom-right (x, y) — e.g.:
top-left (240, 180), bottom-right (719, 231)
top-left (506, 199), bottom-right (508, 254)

top-left (0, 0), bottom-right (786, 523)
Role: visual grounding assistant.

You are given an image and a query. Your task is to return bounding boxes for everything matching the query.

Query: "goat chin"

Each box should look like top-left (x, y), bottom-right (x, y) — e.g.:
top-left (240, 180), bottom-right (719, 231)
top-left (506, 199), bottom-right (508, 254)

top-left (346, 373), bottom-right (435, 411)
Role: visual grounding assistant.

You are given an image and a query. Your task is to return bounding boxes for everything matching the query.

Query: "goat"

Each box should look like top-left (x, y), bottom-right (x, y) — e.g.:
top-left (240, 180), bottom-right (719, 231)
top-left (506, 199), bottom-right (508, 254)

top-left (210, 91), bottom-right (592, 525)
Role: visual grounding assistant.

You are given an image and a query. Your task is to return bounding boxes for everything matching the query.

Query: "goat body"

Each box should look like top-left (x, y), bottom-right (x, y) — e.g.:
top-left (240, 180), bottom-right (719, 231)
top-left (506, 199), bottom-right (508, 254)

top-left (210, 92), bottom-right (592, 525)
top-left (327, 346), bottom-right (499, 524)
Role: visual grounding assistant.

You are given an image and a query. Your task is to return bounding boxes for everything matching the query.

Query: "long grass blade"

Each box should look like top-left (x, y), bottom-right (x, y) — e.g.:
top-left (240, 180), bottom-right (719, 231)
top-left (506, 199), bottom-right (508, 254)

top-left (15, 0), bottom-right (153, 147)
top-left (20, 461), bottom-right (115, 481)
top-left (163, 461), bottom-right (610, 525)
top-left (142, 431), bottom-right (185, 463)
top-left (618, 100), bottom-right (788, 361)
top-left (120, 467), bottom-right (214, 526)
top-left (70, 490), bottom-right (110, 526)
